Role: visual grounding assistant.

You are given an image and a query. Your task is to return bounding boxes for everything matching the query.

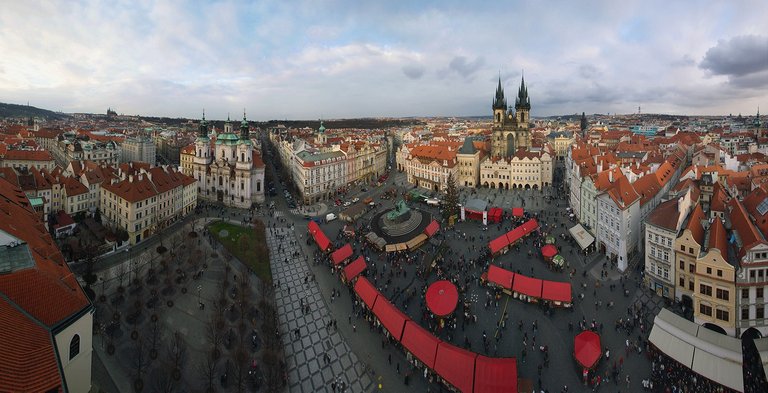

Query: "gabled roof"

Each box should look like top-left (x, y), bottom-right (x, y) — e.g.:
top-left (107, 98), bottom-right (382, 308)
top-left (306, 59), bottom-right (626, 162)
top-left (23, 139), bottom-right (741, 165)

top-left (605, 174), bottom-right (640, 209)
top-left (743, 187), bottom-right (768, 237)
top-left (729, 198), bottom-right (766, 259)
top-left (634, 173), bottom-right (662, 206)
top-left (707, 217), bottom-right (728, 261)
top-left (710, 182), bottom-right (728, 213)
top-left (685, 203), bottom-right (706, 246)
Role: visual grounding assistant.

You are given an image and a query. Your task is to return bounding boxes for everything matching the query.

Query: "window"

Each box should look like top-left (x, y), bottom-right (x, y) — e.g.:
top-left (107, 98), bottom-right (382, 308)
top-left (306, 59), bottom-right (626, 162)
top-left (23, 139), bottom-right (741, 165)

top-left (700, 303), bottom-right (712, 316)
top-left (758, 288), bottom-right (764, 298)
top-left (689, 281), bottom-right (694, 291)
top-left (689, 264), bottom-right (695, 273)
top-left (689, 247), bottom-right (694, 254)
top-left (758, 307), bottom-right (765, 319)
top-left (69, 334), bottom-right (80, 360)
top-left (706, 267), bottom-right (712, 274)
top-left (700, 284), bottom-right (712, 296)
top-left (743, 289), bottom-right (750, 299)
top-left (717, 269), bottom-right (723, 277)
top-left (716, 309), bottom-right (729, 322)
top-left (679, 260), bottom-right (684, 269)
top-left (716, 288), bottom-right (729, 301)
top-left (742, 308), bottom-right (750, 320)
top-left (679, 278), bottom-right (685, 287)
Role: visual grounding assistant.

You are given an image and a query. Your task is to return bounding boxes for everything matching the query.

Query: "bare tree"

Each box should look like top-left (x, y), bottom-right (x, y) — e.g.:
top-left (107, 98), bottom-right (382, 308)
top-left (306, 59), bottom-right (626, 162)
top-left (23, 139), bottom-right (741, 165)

top-left (152, 371), bottom-right (176, 393)
top-left (231, 342), bottom-right (250, 393)
top-left (148, 318), bottom-right (164, 360)
top-left (131, 338), bottom-right (149, 392)
top-left (115, 262), bottom-right (128, 292)
top-left (198, 353), bottom-right (219, 393)
top-left (166, 331), bottom-right (187, 381)
top-left (206, 316), bottom-right (225, 360)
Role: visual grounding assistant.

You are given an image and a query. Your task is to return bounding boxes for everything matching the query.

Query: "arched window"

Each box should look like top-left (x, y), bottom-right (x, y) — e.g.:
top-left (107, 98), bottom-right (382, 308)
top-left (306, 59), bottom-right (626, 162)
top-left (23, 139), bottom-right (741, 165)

top-left (69, 334), bottom-right (80, 360)
top-left (241, 153), bottom-right (244, 162)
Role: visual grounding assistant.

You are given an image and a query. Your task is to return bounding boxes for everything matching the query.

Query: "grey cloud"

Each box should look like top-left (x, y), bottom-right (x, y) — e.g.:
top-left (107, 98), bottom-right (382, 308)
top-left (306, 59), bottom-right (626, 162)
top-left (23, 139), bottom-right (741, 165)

top-left (578, 64), bottom-right (600, 79)
top-left (669, 54), bottom-right (695, 67)
top-left (448, 55), bottom-right (485, 79)
top-left (700, 35), bottom-right (768, 76)
top-left (402, 64), bottom-right (425, 79)
top-left (728, 70), bottom-right (768, 89)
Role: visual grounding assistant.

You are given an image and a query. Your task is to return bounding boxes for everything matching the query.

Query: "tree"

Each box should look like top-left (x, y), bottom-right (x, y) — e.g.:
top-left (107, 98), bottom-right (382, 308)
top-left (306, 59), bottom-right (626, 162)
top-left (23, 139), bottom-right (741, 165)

top-left (198, 354), bottom-right (219, 393)
top-left (131, 338), bottom-right (149, 392)
top-left (166, 331), bottom-right (187, 381)
top-left (443, 172), bottom-right (459, 222)
top-left (206, 315), bottom-right (225, 359)
top-left (115, 262), bottom-right (128, 293)
top-left (148, 318), bottom-right (164, 360)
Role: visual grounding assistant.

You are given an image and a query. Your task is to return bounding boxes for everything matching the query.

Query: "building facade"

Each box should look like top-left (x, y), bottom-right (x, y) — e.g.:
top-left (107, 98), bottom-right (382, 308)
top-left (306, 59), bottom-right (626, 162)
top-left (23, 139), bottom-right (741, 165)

top-left (191, 115), bottom-right (265, 208)
top-left (121, 135), bottom-right (156, 165)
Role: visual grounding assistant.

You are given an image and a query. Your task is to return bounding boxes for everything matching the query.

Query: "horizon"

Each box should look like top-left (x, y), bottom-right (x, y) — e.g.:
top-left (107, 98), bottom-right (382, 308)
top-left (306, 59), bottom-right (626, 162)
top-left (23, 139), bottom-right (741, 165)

top-left (1, 1), bottom-right (766, 119)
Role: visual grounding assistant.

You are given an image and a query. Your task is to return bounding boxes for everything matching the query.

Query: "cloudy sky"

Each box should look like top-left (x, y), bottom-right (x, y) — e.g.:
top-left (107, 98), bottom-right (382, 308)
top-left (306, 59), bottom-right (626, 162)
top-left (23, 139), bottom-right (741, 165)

top-left (1, 1), bottom-right (767, 119)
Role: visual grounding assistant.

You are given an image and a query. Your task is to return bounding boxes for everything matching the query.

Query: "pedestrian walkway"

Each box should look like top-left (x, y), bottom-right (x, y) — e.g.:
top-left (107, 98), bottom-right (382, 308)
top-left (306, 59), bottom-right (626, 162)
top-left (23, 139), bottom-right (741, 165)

top-left (267, 227), bottom-right (372, 393)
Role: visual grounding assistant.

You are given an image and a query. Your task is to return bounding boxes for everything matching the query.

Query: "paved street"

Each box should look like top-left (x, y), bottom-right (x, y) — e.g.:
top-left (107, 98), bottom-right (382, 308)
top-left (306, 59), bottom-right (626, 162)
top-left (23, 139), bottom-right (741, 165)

top-left (268, 226), bottom-right (374, 393)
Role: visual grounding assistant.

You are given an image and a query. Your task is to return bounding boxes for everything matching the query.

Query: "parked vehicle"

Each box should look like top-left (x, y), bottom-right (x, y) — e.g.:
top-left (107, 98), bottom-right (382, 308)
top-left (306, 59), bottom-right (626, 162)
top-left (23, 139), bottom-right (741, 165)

top-left (326, 213), bottom-right (337, 222)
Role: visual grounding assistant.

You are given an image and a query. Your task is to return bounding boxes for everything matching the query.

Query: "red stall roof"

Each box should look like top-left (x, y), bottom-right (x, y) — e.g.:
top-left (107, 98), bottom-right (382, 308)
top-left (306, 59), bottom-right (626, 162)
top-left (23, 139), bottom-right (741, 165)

top-left (372, 297), bottom-right (409, 341)
top-left (343, 256), bottom-right (367, 282)
top-left (487, 265), bottom-right (514, 290)
top-left (425, 280), bottom-right (459, 317)
top-left (434, 343), bottom-right (478, 393)
top-left (512, 207), bottom-right (524, 217)
top-left (331, 243), bottom-right (353, 265)
top-left (354, 277), bottom-right (379, 310)
top-left (574, 331), bottom-right (602, 369)
top-left (474, 355), bottom-right (518, 393)
top-left (541, 244), bottom-right (558, 259)
top-left (512, 274), bottom-right (542, 298)
top-left (506, 219), bottom-right (539, 244)
top-left (424, 219), bottom-right (440, 237)
top-left (489, 234), bottom-right (509, 255)
top-left (542, 281), bottom-right (572, 303)
top-left (307, 221), bottom-right (332, 251)
top-left (401, 321), bottom-right (441, 369)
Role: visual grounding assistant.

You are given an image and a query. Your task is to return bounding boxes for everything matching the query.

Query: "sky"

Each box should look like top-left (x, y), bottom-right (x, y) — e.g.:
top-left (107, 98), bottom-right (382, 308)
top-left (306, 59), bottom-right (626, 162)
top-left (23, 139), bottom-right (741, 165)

top-left (1, 0), bottom-right (767, 120)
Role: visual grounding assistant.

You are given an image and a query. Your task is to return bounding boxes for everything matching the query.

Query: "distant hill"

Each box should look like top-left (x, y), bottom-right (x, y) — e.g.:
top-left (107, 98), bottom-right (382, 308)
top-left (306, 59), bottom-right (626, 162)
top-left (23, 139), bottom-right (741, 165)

top-left (259, 118), bottom-right (424, 130)
top-left (0, 102), bottom-right (69, 119)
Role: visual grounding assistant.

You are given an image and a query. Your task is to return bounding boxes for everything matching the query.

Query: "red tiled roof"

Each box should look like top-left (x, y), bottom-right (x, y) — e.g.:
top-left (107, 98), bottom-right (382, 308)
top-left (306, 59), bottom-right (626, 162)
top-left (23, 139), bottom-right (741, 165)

top-left (729, 198), bottom-right (766, 259)
top-left (606, 174), bottom-right (639, 209)
top-left (707, 217), bottom-right (728, 261)
top-left (685, 204), bottom-right (706, 246)
top-left (647, 198), bottom-right (680, 231)
top-left (0, 148), bottom-right (54, 162)
top-left (743, 187), bottom-right (768, 237)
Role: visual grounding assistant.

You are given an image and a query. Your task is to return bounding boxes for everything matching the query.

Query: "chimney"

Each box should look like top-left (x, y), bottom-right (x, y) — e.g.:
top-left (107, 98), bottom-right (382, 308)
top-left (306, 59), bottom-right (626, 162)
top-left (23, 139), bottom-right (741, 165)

top-left (129, 175), bottom-right (134, 183)
top-left (609, 170), bottom-right (613, 183)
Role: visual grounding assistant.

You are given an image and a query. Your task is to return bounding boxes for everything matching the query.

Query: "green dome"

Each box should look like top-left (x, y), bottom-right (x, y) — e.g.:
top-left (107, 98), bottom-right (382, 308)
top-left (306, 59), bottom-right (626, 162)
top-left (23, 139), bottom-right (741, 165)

top-left (318, 121), bottom-right (326, 133)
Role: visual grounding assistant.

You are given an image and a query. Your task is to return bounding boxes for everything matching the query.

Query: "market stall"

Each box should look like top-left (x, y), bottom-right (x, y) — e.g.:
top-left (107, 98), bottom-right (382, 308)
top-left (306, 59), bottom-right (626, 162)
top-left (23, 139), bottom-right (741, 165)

top-left (512, 274), bottom-right (542, 303)
top-left (307, 221), bottom-right (332, 252)
top-left (473, 355), bottom-right (518, 393)
top-left (372, 296), bottom-right (408, 341)
top-left (330, 243), bottom-right (353, 266)
top-left (574, 331), bottom-right (601, 370)
top-left (354, 277), bottom-right (379, 310)
top-left (434, 342), bottom-right (478, 393)
top-left (401, 321), bottom-right (441, 369)
top-left (487, 265), bottom-right (515, 293)
top-left (342, 256), bottom-right (367, 283)
top-left (426, 280), bottom-right (459, 317)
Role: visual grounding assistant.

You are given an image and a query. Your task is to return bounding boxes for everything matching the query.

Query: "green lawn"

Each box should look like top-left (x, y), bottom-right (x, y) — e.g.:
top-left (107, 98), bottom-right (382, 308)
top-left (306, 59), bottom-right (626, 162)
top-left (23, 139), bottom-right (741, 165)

top-left (208, 220), bottom-right (272, 283)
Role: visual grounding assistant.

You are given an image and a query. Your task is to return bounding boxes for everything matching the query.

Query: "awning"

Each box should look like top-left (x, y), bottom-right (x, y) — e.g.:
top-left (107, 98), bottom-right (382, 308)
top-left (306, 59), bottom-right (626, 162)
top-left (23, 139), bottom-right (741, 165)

top-left (753, 337), bottom-right (768, 386)
top-left (406, 234), bottom-right (428, 250)
top-left (692, 347), bottom-right (744, 391)
top-left (542, 281), bottom-right (572, 303)
top-left (354, 277), bottom-right (379, 310)
top-left (434, 342), bottom-right (477, 393)
top-left (372, 296), bottom-right (408, 341)
top-left (489, 234), bottom-right (509, 255)
top-left (424, 219), bottom-right (440, 237)
top-left (574, 331), bottom-right (601, 369)
top-left (512, 274), bottom-right (542, 298)
top-left (512, 207), bottom-right (524, 217)
top-left (343, 256), bottom-right (367, 282)
top-left (308, 221), bottom-right (332, 251)
top-left (401, 321), bottom-right (441, 369)
top-left (649, 308), bottom-right (700, 369)
top-left (474, 355), bottom-right (518, 393)
top-left (568, 224), bottom-right (595, 250)
top-left (506, 219), bottom-right (539, 244)
top-left (487, 265), bottom-right (514, 290)
top-left (331, 243), bottom-right (353, 266)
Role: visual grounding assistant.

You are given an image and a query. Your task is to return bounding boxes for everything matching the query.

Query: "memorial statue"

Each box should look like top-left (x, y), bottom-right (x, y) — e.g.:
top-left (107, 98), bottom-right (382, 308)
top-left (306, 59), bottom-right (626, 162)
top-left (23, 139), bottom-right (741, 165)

top-left (386, 199), bottom-right (410, 221)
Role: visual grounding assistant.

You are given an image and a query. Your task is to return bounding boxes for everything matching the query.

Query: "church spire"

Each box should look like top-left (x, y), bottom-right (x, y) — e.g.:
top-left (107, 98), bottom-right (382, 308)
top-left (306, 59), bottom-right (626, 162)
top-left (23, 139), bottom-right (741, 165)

top-left (492, 76), bottom-right (507, 110)
top-left (515, 74), bottom-right (530, 111)
top-left (240, 109), bottom-right (249, 140)
top-left (198, 110), bottom-right (209, 139)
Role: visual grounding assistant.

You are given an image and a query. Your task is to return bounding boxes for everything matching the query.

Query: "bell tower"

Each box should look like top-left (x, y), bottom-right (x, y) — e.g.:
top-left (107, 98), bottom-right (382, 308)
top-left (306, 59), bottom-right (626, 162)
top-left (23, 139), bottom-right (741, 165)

top-left (492, 77), bottom-right (507, 126)
top-left (514, 75), bottom-right (531, 125)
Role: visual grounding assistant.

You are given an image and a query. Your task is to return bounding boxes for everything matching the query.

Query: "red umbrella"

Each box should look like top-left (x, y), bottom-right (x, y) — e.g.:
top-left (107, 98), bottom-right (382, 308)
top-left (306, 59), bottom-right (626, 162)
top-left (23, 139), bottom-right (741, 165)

top-left (574, 331), bottom-right (601, 369)
top-left (541, 244), bottom-right (557, 260)
top-left (426, 280), bottom-right (459, 317)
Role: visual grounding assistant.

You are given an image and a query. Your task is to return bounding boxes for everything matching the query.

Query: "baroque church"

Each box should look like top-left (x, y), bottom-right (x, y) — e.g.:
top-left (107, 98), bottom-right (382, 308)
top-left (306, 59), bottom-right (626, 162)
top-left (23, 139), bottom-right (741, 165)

top-left (192, 112), bottom-right (265, 208)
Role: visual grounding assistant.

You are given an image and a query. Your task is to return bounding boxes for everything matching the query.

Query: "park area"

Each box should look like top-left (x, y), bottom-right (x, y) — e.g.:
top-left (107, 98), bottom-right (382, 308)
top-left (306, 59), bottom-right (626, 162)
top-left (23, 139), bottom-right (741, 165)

top-left (209, 220), bottom-right (272, 283)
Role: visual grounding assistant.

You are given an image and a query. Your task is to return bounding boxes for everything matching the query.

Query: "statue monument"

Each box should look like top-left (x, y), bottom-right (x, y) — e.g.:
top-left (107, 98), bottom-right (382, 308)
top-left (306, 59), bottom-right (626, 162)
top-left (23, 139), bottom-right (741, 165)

top-left (386, 199), bottom-right (410, 221)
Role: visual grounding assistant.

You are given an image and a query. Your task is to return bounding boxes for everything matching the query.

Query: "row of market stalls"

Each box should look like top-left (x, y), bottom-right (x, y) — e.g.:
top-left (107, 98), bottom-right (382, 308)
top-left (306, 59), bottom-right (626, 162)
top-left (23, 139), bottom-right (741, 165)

top-left (484, 265), bottom-right (573, 306)
top-left (460, 199), bottom-right (526, 225)
top-left (488, 219), bottom-right (540, 256)
top-left (307, 222), bottom-right (369, 283)
top-left (354, 276), bottom-right (522, 393)
top-left (648, 308), bottom-right (745, 392)
top-left (369, 219), bottom-right (440, 253)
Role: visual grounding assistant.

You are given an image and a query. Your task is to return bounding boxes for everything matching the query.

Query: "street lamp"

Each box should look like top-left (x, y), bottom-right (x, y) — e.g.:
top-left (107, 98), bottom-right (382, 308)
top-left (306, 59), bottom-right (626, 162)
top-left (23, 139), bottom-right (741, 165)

top-left (197, 284), bottom-right (202, 309)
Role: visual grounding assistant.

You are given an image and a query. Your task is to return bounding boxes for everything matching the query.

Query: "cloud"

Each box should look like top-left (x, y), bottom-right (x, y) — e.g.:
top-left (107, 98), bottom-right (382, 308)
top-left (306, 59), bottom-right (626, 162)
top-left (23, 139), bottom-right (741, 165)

top-left (448, 56), bottom-right (485, 79)
top-left (402, 64), bottom-right (425, 79)
top-left (700, 35), bottom-right (768, 76)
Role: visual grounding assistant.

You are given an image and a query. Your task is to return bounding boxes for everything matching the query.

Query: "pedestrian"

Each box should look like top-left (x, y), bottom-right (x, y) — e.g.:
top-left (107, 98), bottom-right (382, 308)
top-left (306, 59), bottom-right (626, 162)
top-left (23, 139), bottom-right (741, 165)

top-left (388, 353), bottom-right (392, 365)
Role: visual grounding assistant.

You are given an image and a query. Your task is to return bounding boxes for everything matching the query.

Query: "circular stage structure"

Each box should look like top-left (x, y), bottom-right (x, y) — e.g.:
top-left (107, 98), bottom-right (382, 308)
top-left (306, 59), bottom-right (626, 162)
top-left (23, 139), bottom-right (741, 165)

top-left (369, 199), bottom-right (432, 244)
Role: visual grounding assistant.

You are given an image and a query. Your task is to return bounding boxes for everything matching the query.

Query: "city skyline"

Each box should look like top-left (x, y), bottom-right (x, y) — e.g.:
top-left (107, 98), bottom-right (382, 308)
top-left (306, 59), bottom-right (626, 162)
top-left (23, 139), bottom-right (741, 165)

top-left (1, 1), bottom-right (767, 120)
